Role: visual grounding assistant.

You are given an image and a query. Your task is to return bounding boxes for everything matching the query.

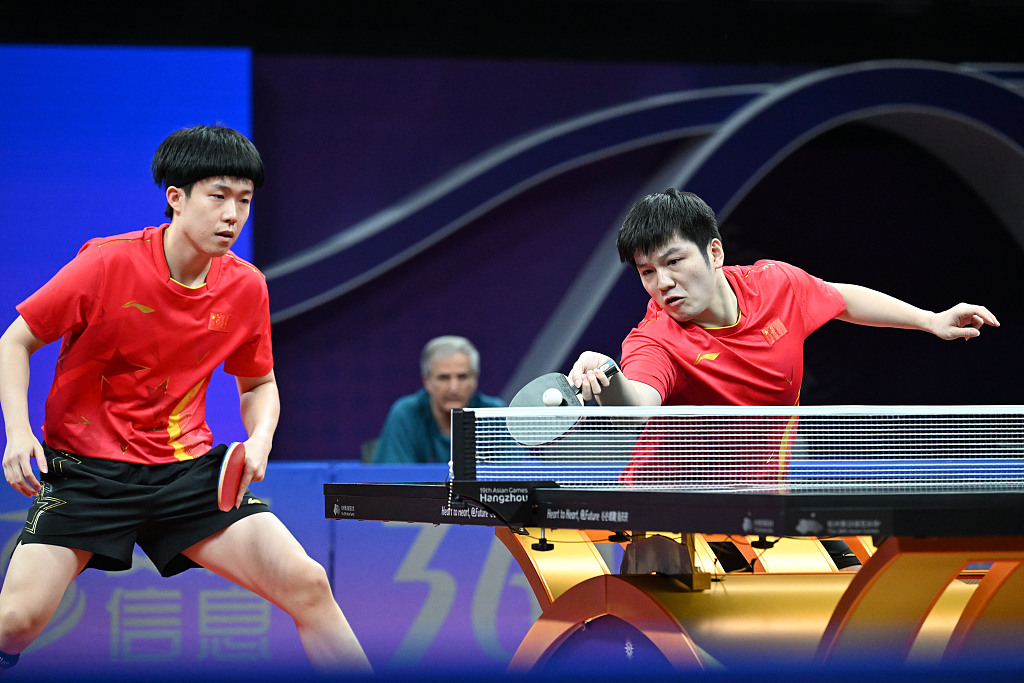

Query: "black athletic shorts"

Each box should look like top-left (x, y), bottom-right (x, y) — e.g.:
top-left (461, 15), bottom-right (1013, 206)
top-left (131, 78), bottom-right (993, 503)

top-left (19, 443), bottom-right (271, 577)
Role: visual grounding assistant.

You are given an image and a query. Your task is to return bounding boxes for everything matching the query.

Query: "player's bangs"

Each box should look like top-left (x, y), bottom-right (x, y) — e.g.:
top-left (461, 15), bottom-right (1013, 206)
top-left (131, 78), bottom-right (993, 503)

top-left (152, 125), bottom-right (265, 190)
top-left (617, 202), bottom-right (680, 266)
top-left (617, 189), bottom-right (720, 266)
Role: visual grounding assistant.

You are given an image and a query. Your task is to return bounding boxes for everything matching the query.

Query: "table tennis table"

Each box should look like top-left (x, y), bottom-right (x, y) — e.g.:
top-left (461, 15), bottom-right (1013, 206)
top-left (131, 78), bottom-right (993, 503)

top-left (326, 405), bottom-right (1024, 671)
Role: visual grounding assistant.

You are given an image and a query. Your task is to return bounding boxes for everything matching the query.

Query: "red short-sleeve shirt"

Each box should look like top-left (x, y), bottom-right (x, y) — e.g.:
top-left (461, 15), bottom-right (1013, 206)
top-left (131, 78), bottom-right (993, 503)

top-left (18, 225), bottom-right (273, 464)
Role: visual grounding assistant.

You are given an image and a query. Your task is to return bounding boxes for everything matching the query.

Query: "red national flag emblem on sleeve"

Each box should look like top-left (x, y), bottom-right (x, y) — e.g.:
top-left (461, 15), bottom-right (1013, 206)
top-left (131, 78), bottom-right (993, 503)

top-left (208, 312), bottom-right (232, 332)
top-left (762, 317), bottom-right (787, 345)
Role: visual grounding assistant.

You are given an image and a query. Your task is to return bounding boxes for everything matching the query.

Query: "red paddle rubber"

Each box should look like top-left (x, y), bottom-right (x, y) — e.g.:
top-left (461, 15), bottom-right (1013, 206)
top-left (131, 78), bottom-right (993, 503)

top-left (217, 442), bottom-right (246, 512)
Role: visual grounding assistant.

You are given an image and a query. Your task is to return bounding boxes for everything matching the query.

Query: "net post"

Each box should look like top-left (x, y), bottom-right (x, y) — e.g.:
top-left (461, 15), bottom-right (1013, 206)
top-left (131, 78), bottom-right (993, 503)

top-left (451, 408), bottom-right (476, 481)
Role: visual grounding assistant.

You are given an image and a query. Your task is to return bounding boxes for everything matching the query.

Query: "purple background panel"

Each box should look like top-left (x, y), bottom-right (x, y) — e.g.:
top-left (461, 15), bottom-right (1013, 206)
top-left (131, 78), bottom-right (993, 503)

top-left (251, 58), bottom-right (1024, 461)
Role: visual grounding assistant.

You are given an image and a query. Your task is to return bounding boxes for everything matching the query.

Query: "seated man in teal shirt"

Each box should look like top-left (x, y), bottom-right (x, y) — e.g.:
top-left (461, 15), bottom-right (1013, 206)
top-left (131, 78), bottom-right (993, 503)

top-left (372, 336), bottom-right (505, 463)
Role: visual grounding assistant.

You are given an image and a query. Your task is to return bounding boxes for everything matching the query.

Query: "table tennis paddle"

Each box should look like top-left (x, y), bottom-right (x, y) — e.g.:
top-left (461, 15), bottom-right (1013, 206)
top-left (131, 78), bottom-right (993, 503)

top-left (217, 441), bottom-right (246, 512)
top-left (506, 358), bottom-right (620, 445)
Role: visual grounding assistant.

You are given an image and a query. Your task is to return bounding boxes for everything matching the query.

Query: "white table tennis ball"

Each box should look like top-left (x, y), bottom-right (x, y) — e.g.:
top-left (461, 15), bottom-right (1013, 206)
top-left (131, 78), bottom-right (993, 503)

top-left (542, 387), bottom-right (563, 407)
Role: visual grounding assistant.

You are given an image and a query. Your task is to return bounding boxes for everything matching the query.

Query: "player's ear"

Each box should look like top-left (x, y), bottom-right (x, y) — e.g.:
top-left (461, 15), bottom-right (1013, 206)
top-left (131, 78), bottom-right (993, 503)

top-left (166, 186), bottom-right (184, 214)
top-left (708, 238), bottom-right (725, 268)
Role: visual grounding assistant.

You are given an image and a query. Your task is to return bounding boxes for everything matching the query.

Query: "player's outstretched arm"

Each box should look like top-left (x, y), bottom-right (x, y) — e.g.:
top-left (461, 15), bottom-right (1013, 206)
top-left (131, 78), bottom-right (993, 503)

top-left (0, 317), bottom-right (49, 496)
top-left (568, 351), bottom-right (663, 406)
top-left (830, 283), bottom-right (999, 340)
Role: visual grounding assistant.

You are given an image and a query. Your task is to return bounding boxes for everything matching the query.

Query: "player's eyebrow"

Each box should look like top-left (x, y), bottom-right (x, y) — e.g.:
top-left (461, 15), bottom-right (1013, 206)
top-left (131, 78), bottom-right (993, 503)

top-left (206, 177), bottom-right (254, 193)
top-left (656, 245), bottom-right (687, 260)
top-left (636, 243), bottom-right (687, 269)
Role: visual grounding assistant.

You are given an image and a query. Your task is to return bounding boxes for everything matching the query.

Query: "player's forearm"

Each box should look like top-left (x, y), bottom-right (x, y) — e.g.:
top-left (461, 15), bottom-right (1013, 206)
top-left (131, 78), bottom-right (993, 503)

top-left (0, 322), bottom-right (39, 439)
top-left (596, 376), bottom-right (662, 407)
top-left (830, 283), bottom-right (934, 332)
top-left (238, 376), bottom-right (280, 453)
top-left (570, 352), bottom-right (664, 406)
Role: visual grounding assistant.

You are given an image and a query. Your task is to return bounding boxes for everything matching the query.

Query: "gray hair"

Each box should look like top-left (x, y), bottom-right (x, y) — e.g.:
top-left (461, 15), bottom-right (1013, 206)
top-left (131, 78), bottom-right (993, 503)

top-left (420, 336), bottom-right (480, 377)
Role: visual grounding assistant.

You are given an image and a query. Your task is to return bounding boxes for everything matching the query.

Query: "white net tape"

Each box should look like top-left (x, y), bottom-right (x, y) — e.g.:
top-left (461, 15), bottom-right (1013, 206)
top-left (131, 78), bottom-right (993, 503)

top-left (461, 405), bottom-right (1024, 493)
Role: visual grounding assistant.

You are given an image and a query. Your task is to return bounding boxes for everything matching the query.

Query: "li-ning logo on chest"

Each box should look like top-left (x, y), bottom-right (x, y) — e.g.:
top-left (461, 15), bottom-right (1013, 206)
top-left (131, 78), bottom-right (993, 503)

top-left (122, 300), bottom-right (155, 313)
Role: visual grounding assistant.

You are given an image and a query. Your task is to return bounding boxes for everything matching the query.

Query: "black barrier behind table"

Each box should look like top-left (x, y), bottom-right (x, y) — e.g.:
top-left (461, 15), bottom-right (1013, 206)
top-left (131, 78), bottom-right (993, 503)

top-left (325, 481), bottom-right (1024, 538)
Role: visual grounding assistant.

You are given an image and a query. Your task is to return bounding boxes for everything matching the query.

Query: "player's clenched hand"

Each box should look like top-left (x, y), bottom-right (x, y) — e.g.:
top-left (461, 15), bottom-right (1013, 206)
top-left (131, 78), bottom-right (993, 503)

top-left (568, 351), bottom-right (615, 402)
top-left (930, 303), bottom-right (1000, 341)
top-left (244, 434), bottom-right (272, 482)
top-left (3, 432), bottom-right (46, 496)
top-left (235, 437), bottom-right (271, 509)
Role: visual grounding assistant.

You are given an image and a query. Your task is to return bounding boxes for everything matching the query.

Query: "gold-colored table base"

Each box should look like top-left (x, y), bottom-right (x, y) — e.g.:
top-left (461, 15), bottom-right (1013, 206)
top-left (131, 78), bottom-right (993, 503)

top-left (497, 529), bottom-right (1024, 671)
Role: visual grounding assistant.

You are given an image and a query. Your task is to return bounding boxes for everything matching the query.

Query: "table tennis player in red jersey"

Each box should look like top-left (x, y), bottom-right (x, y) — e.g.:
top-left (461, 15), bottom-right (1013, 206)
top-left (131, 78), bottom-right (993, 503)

top-left (568, 189), bottom-right (999, 570)
top-left (0, 125), bottom-right (371, 673)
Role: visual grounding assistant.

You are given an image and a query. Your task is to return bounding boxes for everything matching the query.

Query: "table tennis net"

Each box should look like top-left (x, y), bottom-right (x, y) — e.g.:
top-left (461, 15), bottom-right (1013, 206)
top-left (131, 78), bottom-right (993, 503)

top-left (450, 405), bottom-right (1024, 493)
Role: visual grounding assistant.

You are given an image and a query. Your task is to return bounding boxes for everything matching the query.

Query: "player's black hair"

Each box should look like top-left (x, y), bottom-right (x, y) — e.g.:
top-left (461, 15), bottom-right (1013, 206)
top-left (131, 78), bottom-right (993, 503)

top-left (152, 125), bottom-right (265, 218)
top-left (616, 188), bottom-right (721, 267)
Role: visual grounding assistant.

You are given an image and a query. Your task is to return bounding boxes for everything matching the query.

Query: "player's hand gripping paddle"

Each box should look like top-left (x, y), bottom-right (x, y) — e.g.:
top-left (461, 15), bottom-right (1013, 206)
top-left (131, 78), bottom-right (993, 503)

top-left (217, 442), bottom-right (246, 512)
top-left (506, 358), bottom-right (619, 445)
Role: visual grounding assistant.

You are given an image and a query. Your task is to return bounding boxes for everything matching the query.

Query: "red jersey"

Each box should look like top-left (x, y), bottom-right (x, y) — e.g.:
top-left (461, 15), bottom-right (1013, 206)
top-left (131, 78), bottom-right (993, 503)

top-left (18, 225), bottom-right (273, 465)
top-left (618, 261), bottom-right (845, 488)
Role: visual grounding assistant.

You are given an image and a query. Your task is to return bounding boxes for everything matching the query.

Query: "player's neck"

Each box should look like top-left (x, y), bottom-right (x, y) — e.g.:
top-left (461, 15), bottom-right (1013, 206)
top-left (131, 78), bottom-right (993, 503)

top-left (693, 272), bottom-right (739, 329)
top-left (163, 226), bottom-right (213, 287)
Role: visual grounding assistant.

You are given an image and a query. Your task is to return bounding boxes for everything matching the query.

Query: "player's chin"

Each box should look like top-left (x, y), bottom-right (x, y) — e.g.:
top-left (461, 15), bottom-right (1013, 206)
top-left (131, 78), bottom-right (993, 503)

top-left (210, 233), bottom-right (237, 252)
top-left (664, 309), bottom-right (693, 324)
top-left (205, 243), bottom-right (234, 257)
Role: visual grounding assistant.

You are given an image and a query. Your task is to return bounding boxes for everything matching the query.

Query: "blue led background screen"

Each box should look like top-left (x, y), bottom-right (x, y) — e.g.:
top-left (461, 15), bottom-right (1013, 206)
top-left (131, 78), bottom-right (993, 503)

top-left (0, 45), bottom-right (255, 448)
